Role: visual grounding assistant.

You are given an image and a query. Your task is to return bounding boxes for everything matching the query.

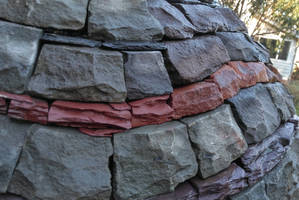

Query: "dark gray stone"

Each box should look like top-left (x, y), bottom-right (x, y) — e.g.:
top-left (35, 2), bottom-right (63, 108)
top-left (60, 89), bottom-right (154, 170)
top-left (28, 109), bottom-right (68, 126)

top-left (0, 115), bottom-right (30, 193)
top-left (216, 32), bottom-right (270, 63)
top-left (41, 33), bottom-right (102, 48)
top-left (227, 83), bottom-right (281, 144)
top-left (88, 0), bottom-right (164, 41)
top-left (266, 82), bottom-right (296, 122)
top-left (229, 181), bottom-right (270, 200)
top-left (102, 41), bottom-right (167, 51)
top-left (8, 125), bottom-right (113, 200)
top-left (181, 104), bottom-right (248, 178)
top-left (148, 0), bottom-right (197, 39)
top-left (27, 44), bottom-right (127, 102)
top-left (0, 194), bottom-right (26, 200)
top-left (124, 51), bottom-right (173, 100)
top-left (174, 4), bottom-right (247, 33)
top-left (113, 121), bottom-right (198, 200)
top-left (0, 0), bottom-right (89, 30)
top-left (164, 36), bottom-right (230, 86)
top-left (0, 21), bottom-right (42, 94)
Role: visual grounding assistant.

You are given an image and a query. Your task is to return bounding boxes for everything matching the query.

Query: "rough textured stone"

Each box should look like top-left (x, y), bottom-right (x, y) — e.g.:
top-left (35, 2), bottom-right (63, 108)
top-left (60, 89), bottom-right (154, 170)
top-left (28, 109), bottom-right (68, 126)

top-left (0, 21), bottom-right (42, 94)
top-left (170, 82), bottom-right (223, 119)
top-left (228, 61), bottom-right (257, 88)
top-left (102, 41), bottom-right (167, 51)
top-left (175, 4), bottom-right (247, 33)
top-left (0, 194), bottom-right (26, 200)
top-left (79, 127), bottom-right (124, 137)
top-left (129, 95), bottom-right (174, 128)
top-left (48, 100), bottom-right (132, 131)
top-left (113, 121), bottom-right (198, 200)
top-left (0, 98), bottom-right (7, 114)
top-left (41, 33), bottom-right (102, 48)
top-left (148, 0), bottom-right (197, 39)
top-left (27, 45), bottom-right (127, 102)
top-left (266, 82), bottom-right (296, 122)
top-left (124, 51), bottom-right (173, 100)
top-left (210, 65), bottom-right (241, 100)
top-left (164, 36), bottom-right (230, 85)
top-left (181, 104), bottom-right (248, 178)
top-left (241, 123), bottom-right (294, 185)
top-left (0, 91), bottom-right (48, 124)
top-left (229, 181), bottom-right (270, 200)
top-left (147, 182), bottom-right (198, 200)
top-left (190, 164), bottom-right (248, 200)
top-left (88, 0), bottom-right (164, 41)
top-left (8, 125), bottom-right (113, 200)
top-left (216, 32), bottom-right (270, 63)
top-left (0, 0), bottom-right (89, 30)
top-left (265, 66), bottom-right (282, 83)
top-left (0, 115), bottom-right (30, 193)
top-left (227, 84), bottom-right (281, 144)
top-left (246, 62), bottom-right (269, 83)
top-left (266, 64), bottom-right (283, 81)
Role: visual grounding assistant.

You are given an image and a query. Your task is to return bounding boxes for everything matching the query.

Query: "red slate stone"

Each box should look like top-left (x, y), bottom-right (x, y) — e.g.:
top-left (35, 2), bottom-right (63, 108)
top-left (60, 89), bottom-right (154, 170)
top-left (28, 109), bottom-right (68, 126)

top-left (109, 103), bottom-right (131, 111)
top-left (0, 98), bottom-right (7, 114)
top-left (129, 95), bottom-right (174, 128)
top-left (49, 100), bottom-right (132, 130)
top-left (79, 127), bottom-right (124, 137)
top-left (265, 66), bottom-right (282, 83)
top-left (210, 64), bottom-right (241, 99)
top-left (170, 82), bottom-right (223, 119)
top-left (0, 91), bottom-right (48, 124)
top-left (190, 163), bottom-right (248, 200)
top-left (246, 62), bottom-right (269, 83)
top-left (228, 61), bottom-right (256, 88)
top-left (266, 64), bottom-right (283, 81)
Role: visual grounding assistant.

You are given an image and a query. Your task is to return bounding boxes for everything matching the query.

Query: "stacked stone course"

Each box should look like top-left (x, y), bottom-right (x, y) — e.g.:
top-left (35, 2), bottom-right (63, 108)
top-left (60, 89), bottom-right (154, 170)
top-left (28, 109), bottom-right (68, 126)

top-left (0, 0), bottom-right (298, 200)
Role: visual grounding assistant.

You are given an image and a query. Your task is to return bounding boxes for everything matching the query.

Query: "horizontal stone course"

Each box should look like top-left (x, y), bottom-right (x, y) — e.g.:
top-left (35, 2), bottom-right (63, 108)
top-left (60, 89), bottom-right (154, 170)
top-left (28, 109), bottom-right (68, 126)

top-left (0, 98), bottom-right (7, 114)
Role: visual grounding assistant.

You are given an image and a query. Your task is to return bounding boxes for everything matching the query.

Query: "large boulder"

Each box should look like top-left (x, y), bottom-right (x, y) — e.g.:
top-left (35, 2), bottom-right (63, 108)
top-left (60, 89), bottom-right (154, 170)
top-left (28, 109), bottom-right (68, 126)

top-left (8, 125), bottom-right (113, 200)
top-left (113, 121), bottom-right (198, 200)
top-left (0, 115), bottom-right (30, 193)
top-left (174, 4), bottom-right (247, 33)
top-left (0, 0), bottom-right (89, 30)
top-left (148, 0), bottom-right (197, 39)
top-left (88, 0), bottom-right (164, 41)
top-left (27, 45), bottom-right (127, 102)
top-left (181, 104), bottom-right (248, 178)
top-left (266, 82), bottom-right (296, 122)
top-left (0, 21), bottom-right (42, 94)
top-left (227, 84), bottom-right (281, 144)
top-left (123, 51), bottom-right (173, 100)
top-left (216, 32), bottom-right (270, 63)
top-left (164, 36), bottom-right (230, 86)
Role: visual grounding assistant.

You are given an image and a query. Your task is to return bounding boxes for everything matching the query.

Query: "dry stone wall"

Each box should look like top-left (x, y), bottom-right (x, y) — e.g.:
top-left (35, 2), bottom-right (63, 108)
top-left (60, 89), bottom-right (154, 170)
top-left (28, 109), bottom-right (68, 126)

top-left (0, 0), bottom-right (298, 200)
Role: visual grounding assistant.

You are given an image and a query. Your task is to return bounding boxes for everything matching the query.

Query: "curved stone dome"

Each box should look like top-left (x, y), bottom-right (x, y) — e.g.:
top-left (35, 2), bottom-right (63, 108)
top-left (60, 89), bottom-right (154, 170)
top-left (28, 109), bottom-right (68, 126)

top-left (0, 0), bottom-right (298, 200)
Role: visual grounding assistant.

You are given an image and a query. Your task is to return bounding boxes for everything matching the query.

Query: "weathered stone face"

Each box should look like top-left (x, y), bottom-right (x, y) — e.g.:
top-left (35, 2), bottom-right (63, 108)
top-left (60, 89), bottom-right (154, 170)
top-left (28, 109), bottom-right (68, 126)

top-left (164, 36), bottom-right (230, 85)
top-left (124, 51), bottom-right (173, 100)
top-left (113, 121), bottom-right (198, 200)
top-left (227, 84), bottom-right (281, 144)
top-left (27, 45), bottom-right (127, 102)
top-left (229, 181), bottom-right (270, 200)
top-left (174, 4), bottom-right (247, 33)
top-left (181, 104), bottom-right (248, 178)
top-left (216, 32), bottom-right (270, 63)
top-left (8, 125), bottom-right (113, 200)
top-left (88, 0), bottom-right (164, 41)
top-left (0, 116), bottom-right (30, 193)
top-left (0, 98), bottom-right (7, 114)
top-left (266, 82), bottom-right (296, 122)
top-left (0, 0), bottom-right (89, 30)
top-left (0, 21), bottom-right (42, 94)
top-left (148, 0), bottom-right (197, 39)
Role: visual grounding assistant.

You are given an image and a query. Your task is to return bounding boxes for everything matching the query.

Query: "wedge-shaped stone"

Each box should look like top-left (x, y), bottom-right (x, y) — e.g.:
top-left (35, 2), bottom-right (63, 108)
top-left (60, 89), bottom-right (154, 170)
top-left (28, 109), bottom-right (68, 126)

top-left (0, 21), bottom-right (42, 94)
top-left (0, 0), bottom-right (89, 30)
top-left (266, 82), bottom-right (296, 122)
top-left (227, 84), bottom-right (281, 144)
top-left (124, 51), bottom-right (173, 100)
top-left (27, 45), bottom-right (127, 102)
top-left (175, 4), bottom-right (247, 33)
top-left (170, 82), bottom-right (223, 119)
top-left (216, 32), bottom-right (270, 63)
top-left (148, 0), bottom-right (197, 39)
top-left (113, 121), bottom-right (198, 200)
top-left (0, 115), bottom-right (30, 193)
top-left (164, 36), bottom-right (230, 85)
top-left (88, 0), bottom-right (164, 41)
top-left (8, 126), bottom-right (113, 200)
top-left (181, 104), bottom-right (248, 178)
